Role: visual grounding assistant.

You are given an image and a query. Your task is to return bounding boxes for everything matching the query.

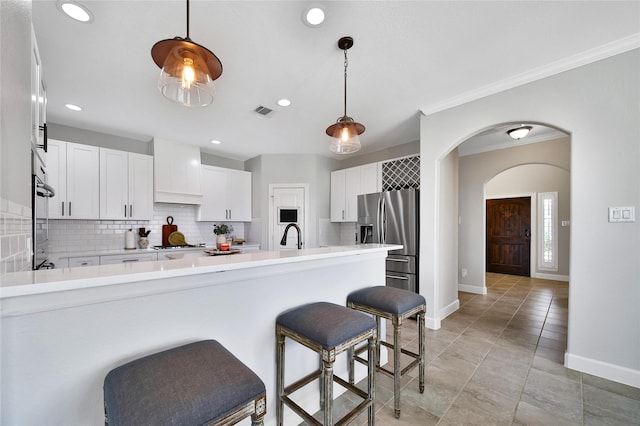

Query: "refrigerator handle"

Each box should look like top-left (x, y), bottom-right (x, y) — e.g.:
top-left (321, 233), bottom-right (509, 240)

top-left (377, 196), bottom-right (383, 243)
top-left (380, 196), bottom-right (386, 244)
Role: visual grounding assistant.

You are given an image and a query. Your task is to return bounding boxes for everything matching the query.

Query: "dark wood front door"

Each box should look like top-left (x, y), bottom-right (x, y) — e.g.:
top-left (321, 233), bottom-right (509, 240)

top-left (486, 197), bottom-right (531, 276)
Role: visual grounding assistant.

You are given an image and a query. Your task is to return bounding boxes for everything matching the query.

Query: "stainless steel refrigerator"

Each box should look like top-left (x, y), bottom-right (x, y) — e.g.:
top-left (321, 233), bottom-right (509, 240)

top-left (357, 189), bottom-right (419, 293)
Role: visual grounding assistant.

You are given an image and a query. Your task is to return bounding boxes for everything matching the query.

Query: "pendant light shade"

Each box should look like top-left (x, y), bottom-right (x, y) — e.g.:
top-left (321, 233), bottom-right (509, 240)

top-left (151, 0), bottom-right (222, 107)
top-left (326, 37), bottom-right (364, 154)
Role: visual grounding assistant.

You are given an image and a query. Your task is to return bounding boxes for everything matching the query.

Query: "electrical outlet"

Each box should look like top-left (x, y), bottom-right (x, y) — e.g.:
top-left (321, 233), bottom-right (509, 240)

top-left (461, 268), bottom-right (468, 278)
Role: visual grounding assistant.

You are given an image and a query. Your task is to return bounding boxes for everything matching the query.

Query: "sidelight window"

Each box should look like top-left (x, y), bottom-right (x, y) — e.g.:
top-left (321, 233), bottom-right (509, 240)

top-left (538, 192), bottom-right (558, 271)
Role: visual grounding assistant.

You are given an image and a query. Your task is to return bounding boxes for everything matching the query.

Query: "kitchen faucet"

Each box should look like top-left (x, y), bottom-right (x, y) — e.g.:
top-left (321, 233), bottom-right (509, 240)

top-left (280, 223), bottom-right (303, 249)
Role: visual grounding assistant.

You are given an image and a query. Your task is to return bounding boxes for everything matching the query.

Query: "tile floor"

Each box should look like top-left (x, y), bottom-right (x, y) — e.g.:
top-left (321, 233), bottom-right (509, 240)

top-left (302, 273), bottom-right (640, 425)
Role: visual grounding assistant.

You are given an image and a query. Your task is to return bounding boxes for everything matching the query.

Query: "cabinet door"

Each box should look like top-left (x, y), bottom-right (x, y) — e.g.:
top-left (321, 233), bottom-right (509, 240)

top-left (198, 166), bottom-right (229, 221)
top-left (229, 170), bottom-right (251, 221)
top-left (330, 170), bottom-right (346, 222)
top-left (99, 148), bottom-right (128, 219)
top-left (153, 138), bottom-right (202, 204)
top-left (66, 142), bottom-right (99, 219)
top-left (47, 140), bottom-right (67, 219)
top-left (344, 167), bottom-right (361, 222)
top-left (128, 153), bottom-right (154, 220)
top-left (359, 163), bottom-right (380, 195)
top-left (68, 256), bottom-right (99, 268)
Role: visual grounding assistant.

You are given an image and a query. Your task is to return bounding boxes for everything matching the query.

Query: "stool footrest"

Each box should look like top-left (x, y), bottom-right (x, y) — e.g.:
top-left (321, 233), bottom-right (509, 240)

top-left (281, 395), bottom-right (322, 426)
top-left (284, 369), bottom-right (321, 396)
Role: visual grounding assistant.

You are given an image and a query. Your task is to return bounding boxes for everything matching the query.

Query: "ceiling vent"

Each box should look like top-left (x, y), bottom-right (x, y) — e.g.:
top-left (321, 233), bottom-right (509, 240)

top-left (254, 105), bottom-right (273, 116)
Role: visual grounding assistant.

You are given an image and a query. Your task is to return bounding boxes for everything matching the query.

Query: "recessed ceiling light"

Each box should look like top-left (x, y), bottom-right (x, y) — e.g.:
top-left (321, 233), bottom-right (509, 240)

top-left (277, 99), bottom-right (291, 107)
top-left (65, 103), bottom-right (83, 111)
top-left (303, 5), bottom-right (326, 27)
top-left (57, 1), bottom-right (94, 23)
top-left (210, 140), bottom-right (221, 145)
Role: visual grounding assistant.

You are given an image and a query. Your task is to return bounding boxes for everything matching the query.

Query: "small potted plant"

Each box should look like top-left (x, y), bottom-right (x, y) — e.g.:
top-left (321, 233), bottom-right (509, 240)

top-left (213, 224), bottom-right (233, 249)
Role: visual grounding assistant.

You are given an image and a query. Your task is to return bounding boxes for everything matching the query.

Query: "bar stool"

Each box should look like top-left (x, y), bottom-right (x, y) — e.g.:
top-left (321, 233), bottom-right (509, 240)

top-left (104, 340), bottom-right (266, 426)
top-left (276, 302), bottom-right (377, 425)
top-left (347, 286), bottom-right (426, 418)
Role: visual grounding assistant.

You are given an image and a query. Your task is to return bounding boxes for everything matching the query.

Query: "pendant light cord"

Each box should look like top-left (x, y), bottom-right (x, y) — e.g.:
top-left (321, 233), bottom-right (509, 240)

top-left (186, 0), bottom-right (190, 40)
top-left (343, 48), bottom-right (348, 117)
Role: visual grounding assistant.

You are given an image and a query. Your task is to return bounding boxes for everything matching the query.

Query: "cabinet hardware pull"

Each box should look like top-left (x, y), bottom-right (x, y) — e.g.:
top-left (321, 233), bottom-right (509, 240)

top-left (122, 259), bottom-right (139, 262)
top-left (387, 258), bottom-right (409, 263)
top-left (62, 201), bottom-right (65, 216)
top-left (69, 202), bottom-right (72, 216)
top-left (129, 204), bottom-right (133, 217)
top-left (386, 274), bottom-right (409, 280)
top-left (124, 205), bottom-right (127, 217)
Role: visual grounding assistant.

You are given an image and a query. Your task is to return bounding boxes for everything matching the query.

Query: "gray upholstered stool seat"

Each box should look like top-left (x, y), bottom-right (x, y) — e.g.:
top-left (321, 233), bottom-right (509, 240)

top-left (347, 286), bottom-right (426, 419)
top-left (104, 340), bottom-right (266, 426)
top-left (276, 302), bottom-right (377, 425)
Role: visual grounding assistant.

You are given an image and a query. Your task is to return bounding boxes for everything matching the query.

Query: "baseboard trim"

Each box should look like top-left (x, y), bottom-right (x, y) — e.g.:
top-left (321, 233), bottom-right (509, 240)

top-left (440, 299), bottom-right (460, 320)
top-left (534, 272), bottom-right (570, 282)
top-left (426, 316), bottom-right (441, 330)
top-left (458, 283), bottom-right (487, 294)
top-left (565, 352), bottom-right (640, 388)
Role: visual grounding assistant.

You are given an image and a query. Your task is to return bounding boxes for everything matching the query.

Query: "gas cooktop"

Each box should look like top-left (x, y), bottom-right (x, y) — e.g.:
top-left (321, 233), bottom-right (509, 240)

top-left (152, 244), bottom-right (198, 250)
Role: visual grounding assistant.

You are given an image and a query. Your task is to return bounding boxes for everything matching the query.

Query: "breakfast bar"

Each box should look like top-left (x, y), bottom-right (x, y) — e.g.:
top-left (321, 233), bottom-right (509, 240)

top-left (0, 244), bottom-right (399, 426)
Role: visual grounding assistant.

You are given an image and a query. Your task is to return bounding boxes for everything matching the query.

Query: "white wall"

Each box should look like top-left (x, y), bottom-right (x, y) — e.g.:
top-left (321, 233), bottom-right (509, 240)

top-left (0, 0), bottom-right (34, 273)
top-left (420, 49), bottom-right (640, 387)
top-left (459, 137), bottom-right (571, 289)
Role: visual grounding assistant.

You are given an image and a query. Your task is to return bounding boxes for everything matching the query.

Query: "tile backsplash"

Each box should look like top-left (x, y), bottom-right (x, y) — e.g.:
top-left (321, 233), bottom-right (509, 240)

top-left (0, 197), bottom-right (32, 273)
top-left (49, 203), bottom-right (247, 253)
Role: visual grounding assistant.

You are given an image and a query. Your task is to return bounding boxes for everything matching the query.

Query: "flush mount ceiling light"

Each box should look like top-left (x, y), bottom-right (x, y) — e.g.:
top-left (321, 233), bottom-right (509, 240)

top-left (65, 103), bottom-right (83, 111)
top-left (326, 36), bottom-right (365, 154)
top-left (303, 5), bottom-right (326, 27)
top-left (151, 0), bottom-right (222, 107)
top-left (277, 98), bottom-right (292, 107)
top-left (507, 125), bottom-right (533, 140)
top-left (57, 1), bottom-right (93, 23)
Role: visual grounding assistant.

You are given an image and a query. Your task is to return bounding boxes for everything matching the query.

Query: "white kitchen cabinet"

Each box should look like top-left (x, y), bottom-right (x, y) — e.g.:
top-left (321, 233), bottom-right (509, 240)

top-left (99, 253), bottom-right (157, 265)
top-left (197, 165), bottom-right (252, 221)
top-left (68, 256), bottom-right (100, 268)
top-left (47, 140), bottom-right (100, 219)
top-left (100, 148), bottom-right (153, 220)
top-left (153, 138), bottom-right (202, 204)
top-left (331, 163), bottom-right (381, 222)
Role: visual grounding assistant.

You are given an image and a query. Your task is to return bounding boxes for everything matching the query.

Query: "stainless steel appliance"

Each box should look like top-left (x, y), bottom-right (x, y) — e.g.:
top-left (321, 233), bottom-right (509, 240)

top-left (357, 189), bottom-right (419, 293)
top-left (32, 151), bottom-right (55, 269)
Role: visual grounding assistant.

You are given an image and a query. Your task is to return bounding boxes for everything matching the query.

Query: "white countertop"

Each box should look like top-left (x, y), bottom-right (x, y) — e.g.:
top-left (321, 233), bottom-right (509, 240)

top-left (51, 243), bottom-right (260, 258)
top-left (0, 244), bottom-right (401, 298)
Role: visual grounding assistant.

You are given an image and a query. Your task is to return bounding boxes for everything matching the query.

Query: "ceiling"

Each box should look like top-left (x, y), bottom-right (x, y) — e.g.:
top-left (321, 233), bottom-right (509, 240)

top-left (32, 1), bottom-right (640, 161)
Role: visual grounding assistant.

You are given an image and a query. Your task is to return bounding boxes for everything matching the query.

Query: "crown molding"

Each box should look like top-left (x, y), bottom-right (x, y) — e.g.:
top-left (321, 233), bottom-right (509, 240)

top-left (420, 33), bottom-right (640, 117)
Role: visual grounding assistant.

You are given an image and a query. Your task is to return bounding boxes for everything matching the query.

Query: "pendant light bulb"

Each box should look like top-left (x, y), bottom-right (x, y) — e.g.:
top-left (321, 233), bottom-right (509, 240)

top-left (182, 58), bottom-right (195, 89)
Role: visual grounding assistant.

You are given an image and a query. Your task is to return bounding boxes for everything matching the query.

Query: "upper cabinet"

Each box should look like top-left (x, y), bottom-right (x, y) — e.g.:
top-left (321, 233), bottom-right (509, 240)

top-left (47, 140), bottom-right (100, 219)
top-left (99, 148), bottom-right (153, 220)
top-left (31, 26), bottom-right (47, 164)
top-left (330, 163), bottom-right (381, 222)
top-left (153, 138), bottom-right (202, 204)
top-left (197, 165), bottom-right (252, 222)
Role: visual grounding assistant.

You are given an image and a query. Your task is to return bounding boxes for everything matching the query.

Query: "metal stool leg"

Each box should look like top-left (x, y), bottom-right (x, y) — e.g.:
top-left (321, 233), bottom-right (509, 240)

top-left (419, 312), bottom-right (425, 393)
top-left (393, 316), bottom-right (402, 419)
top-left (276, 333), bottom-right (285, 426)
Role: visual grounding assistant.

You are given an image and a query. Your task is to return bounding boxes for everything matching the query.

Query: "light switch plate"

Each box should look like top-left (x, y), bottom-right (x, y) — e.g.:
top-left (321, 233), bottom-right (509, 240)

top-left (608, 206), bottom-right (635, 223)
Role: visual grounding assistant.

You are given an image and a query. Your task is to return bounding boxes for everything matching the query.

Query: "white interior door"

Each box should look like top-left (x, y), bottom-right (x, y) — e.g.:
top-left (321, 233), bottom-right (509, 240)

top-left (270, 185), bottom-right (306, 250)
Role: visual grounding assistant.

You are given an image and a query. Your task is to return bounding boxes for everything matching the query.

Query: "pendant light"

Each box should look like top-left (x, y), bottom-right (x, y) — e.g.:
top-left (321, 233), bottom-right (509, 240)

top-left (326, 37), bottom-right (365, 154)
top-left (151, 0), bottom-right (222, 107)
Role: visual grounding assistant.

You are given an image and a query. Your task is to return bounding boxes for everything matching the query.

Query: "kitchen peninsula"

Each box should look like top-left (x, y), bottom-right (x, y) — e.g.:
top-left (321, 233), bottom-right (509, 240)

top-left (0, 244), bottom-right (399, 426)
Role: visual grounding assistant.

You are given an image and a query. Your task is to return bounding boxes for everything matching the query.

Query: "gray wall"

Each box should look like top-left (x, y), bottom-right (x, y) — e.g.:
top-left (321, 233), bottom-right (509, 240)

top-left (1, 0), bottom-right (32, 209)
top-left (421, 49), bottom-right (639, 386)
top-left (459, 137), bottom-right (571, 288)
top-left (245, 154), bottom-right (338, 250)
top-left (338, 140), bottom-right (419, 169)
